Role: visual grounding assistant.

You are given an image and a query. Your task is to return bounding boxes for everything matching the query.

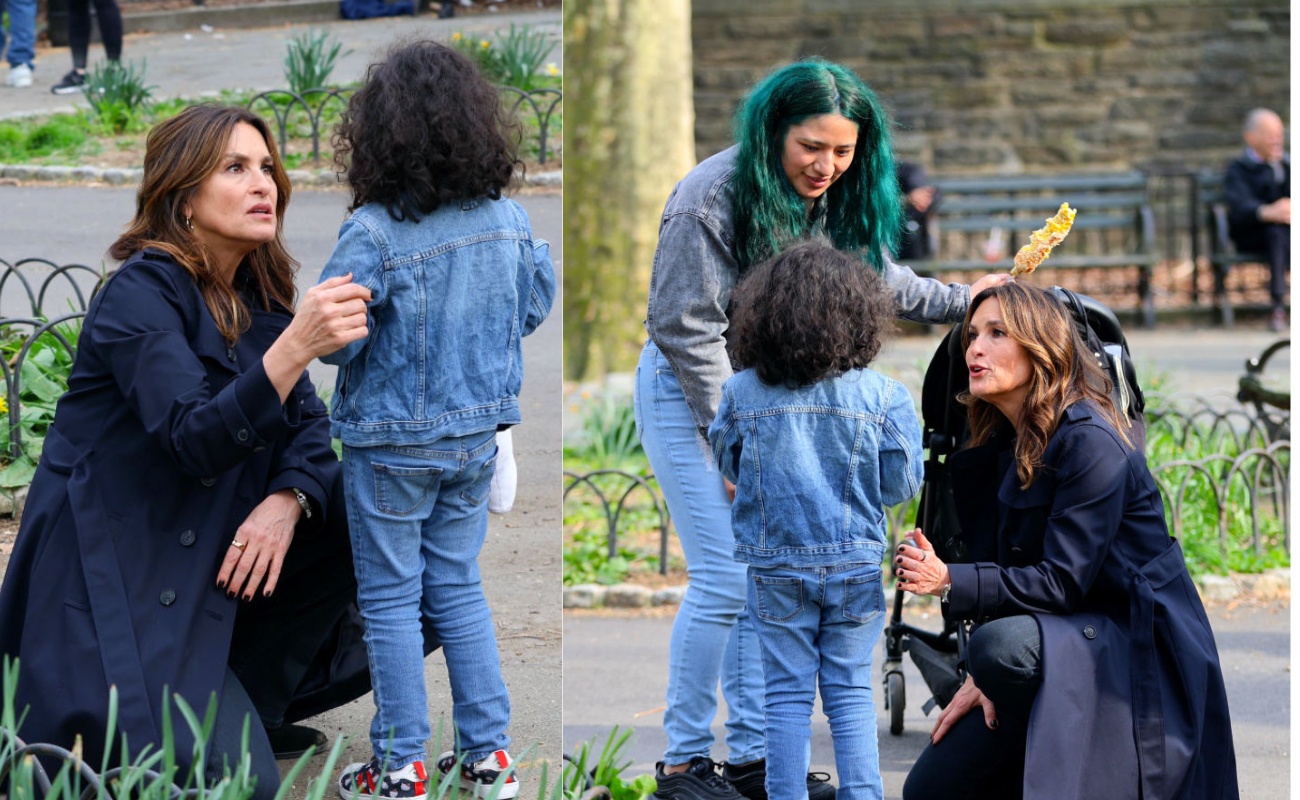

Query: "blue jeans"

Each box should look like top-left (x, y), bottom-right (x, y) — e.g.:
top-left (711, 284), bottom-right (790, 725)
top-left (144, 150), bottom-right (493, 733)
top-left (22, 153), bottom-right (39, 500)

top-left (343, 432), bottom-right (510, 769)
top-left (747, 563), bottom-right (887, 800)
top-left (0, 0), bottom-right (36, 68)
top-left (634, 340), bottom-right (765, 765)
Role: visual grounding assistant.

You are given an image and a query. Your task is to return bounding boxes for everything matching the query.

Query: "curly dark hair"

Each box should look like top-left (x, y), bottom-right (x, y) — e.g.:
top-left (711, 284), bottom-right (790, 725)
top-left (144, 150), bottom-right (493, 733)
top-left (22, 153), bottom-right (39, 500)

top-left (333, 40), bottom-right (521, 221)
top-left (729, 240), bottom-right (895, 388)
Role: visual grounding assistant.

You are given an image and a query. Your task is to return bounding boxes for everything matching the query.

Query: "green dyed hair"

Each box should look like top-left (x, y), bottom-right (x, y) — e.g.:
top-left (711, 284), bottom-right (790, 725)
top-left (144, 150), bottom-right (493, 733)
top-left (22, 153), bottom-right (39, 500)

top-left (730, 58), bottom-right (902, 273)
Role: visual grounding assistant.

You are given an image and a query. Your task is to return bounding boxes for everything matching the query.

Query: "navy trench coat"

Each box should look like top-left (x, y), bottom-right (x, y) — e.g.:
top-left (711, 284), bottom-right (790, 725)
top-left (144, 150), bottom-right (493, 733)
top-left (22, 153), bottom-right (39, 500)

top-left (0, 250), bottom-right (395, 773)
top-left (944, 402), bottom-right (1238, 800)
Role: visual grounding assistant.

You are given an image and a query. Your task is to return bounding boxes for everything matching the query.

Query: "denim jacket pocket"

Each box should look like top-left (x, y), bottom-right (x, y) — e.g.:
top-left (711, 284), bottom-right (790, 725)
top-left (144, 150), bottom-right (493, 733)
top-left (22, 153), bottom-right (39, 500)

top-left (843, 569), bottom-right (885, 624)
top-left (752, 575), bottom-right (804, 623)
top-left (373, 463), bottom-right (443, 517)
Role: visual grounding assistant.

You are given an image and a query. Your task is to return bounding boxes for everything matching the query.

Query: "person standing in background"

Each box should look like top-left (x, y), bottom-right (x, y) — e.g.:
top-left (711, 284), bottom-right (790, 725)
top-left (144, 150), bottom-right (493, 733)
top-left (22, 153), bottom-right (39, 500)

top-left (1, 0), bottom-right (37, 88)
top-left (50, 0), bottom-right (123, 95)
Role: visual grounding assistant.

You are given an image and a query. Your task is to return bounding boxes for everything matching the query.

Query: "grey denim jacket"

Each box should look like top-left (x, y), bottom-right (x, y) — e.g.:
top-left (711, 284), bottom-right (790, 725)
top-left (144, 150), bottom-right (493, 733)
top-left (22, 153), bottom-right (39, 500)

top-left (645, 145), bottom-right (972, 434)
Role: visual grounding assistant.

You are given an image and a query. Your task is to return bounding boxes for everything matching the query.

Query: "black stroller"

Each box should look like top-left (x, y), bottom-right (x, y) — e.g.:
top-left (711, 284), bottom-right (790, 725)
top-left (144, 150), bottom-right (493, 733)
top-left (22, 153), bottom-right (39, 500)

top-left (880, 287), bottom-right (1146, 735)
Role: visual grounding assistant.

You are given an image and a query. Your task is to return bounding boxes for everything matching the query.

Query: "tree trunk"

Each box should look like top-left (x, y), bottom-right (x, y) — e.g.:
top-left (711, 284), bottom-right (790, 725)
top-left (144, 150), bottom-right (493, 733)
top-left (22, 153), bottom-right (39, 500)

top-left (563, 0), bottom-right (695, 381)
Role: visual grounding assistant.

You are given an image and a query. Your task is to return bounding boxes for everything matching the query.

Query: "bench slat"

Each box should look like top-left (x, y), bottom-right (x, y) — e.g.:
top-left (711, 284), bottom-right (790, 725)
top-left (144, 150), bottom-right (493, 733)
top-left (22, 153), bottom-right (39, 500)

top-left (906, 253), bottom-right (1156, 272)
top-left (933, 173), bottom-right (1147, 192)
top-left (940, 193), bottom-right (1149, 214)
top-left (936, 214), bottom-right (1137, 233)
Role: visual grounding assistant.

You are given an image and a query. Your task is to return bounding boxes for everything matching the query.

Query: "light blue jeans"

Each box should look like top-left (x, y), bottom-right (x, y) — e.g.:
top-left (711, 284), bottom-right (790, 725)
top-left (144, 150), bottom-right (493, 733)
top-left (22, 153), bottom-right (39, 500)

top-left (0, 0), bottom-right (36, 68)
top-left (634, 340), bottom-right (765, 766)
top-left (747, 563), bottom-right (887, 800)
top-left (342, 432), bottom-right (510, 769)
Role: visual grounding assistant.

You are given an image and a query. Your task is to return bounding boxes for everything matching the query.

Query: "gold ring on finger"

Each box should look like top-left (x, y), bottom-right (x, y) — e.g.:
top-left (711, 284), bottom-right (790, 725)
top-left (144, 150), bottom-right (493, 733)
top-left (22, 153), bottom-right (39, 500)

top-left (231, 539), bottom-right (246, 551)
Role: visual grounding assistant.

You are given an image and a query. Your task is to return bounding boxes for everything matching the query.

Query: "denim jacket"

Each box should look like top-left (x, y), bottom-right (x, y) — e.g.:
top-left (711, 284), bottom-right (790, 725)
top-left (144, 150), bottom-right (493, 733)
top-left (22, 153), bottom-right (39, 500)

top-left (708, 368), bottom-right (923, 568)
top-left (646, 145), bottom-right (971, 436)
top-left (319, 197), bottom-right (555, 446)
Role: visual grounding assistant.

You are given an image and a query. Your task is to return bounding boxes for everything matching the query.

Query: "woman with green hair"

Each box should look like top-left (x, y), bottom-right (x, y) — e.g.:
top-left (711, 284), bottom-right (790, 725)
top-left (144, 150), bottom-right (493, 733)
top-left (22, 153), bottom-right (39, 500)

top-left (634, 58), bottom-right (1008, 800)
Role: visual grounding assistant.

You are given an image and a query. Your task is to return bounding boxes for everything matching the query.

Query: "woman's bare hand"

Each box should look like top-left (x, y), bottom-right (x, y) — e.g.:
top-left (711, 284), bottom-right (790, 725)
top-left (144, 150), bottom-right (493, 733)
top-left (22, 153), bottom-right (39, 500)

top-left (263, 273), bottom-right (372, 401)
top-left (896, 528), bottom-right (950, 597)
top-left (284, 273), bottom-right (372, 362)
top-left (215, 489), bottom-right (301, 601)
top-left (970, 272), bottom-right (1013, 299)
top-left (931, 675), bottom-right (998, 745)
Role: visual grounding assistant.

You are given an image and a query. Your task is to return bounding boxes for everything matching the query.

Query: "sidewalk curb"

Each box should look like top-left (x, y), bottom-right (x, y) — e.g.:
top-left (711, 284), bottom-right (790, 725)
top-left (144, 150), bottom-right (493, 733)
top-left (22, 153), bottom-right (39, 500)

top-left (0, 164), bottom-right (562, 190)
top-left (564, 567), bottom-right (1291, 609)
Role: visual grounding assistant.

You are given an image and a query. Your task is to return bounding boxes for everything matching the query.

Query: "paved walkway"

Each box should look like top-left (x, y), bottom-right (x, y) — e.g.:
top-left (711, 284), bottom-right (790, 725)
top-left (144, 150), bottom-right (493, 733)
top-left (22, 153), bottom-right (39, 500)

top-left (563, 599), bottom-right (1290, 799)
top-left (0, 10), bottom-right (560, 119)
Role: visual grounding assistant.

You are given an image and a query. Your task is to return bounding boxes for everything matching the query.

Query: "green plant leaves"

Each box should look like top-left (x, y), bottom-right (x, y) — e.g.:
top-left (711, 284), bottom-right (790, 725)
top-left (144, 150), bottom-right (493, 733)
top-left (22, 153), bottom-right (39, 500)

top-left (283, 29), bottom-right (351, 95)
top-left (83, 60), bottom-right (156, 134)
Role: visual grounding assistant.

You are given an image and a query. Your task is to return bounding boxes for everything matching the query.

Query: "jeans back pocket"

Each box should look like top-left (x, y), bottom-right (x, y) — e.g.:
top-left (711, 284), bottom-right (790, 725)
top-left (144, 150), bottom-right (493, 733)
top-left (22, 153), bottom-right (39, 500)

top-left (842, 569), bottom-right (884, 624)
top-left (373, 463), bottom-right (444, 517)
top-left (752, 575), bottom-right (804, 623)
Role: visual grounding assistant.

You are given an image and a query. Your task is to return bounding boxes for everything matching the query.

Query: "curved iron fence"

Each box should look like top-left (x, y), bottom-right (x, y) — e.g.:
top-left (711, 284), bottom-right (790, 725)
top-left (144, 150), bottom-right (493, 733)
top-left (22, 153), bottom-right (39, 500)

top-left (0, 262), bottom-right (101, 474)
top-left (563, 469), bottom-right (669, 575)
top-left (566, 394), bottom-right (1291, 582)
top-left (1152, 441), bottom-right (1290, 560)
top-left (248, 84), bottom-right (563, 166)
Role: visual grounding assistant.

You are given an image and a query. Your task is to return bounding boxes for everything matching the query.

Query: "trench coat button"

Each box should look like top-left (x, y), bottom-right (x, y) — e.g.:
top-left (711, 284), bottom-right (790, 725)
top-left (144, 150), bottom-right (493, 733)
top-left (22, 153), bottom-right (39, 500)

top-left (201, 477), bottom-right (216, 487)
top-left (160, 589), bottom-right (177, 606)
top-left (236, 428), bottom-right (250, 443)
top-left (179, 529), bottom-right (196, 547)
top-left (1083, 625), bottom-right (1097, 639)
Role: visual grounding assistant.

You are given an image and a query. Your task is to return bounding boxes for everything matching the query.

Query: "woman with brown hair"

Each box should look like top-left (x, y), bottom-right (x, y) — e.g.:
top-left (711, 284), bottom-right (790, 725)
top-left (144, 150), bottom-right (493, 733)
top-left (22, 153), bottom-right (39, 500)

top-left (0, 104), bottom-right (421, 798)
top-left (895, 282), bottom-right (1238, 800)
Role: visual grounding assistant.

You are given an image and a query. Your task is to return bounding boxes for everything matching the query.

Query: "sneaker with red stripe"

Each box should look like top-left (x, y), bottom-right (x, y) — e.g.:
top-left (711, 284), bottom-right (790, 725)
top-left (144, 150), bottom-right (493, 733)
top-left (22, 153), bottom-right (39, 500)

top-left (435, 749), bottom-right (519, 799)
top-left (337, 758), bottom-right (428, 800)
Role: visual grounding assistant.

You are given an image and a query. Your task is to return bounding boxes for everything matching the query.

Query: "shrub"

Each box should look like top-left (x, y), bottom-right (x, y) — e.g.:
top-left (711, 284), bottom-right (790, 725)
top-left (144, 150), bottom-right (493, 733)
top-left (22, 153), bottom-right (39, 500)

top-left (83, 59), bottom-right (155, 134)
top-left (283, 29), bottom-right (350, 94)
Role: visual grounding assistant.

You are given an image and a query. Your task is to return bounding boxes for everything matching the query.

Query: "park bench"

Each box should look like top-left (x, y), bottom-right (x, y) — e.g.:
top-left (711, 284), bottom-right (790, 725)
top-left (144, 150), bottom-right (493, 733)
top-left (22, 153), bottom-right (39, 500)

top-left (904, 172), bottom-right (1158, 328)
top-left (1195, 171), bottom-right (1275, 328)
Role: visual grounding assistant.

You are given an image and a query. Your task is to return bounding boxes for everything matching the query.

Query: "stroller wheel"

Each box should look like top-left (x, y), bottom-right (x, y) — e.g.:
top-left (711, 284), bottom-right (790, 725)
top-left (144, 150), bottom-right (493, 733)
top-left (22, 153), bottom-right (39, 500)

top-left (886, 671), bottom-right (905, 735)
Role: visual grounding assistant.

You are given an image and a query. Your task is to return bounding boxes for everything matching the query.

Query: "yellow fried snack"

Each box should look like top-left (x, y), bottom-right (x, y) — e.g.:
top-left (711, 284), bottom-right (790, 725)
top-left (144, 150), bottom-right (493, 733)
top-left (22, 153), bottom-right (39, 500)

top-left (1011, 202), bottom-right (1077, 277)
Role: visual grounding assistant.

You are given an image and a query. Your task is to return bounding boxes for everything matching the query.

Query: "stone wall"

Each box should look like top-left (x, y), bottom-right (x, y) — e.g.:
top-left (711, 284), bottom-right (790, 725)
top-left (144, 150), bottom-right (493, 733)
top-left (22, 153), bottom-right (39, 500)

top-left (691, 0), bottom-right (1289, 175)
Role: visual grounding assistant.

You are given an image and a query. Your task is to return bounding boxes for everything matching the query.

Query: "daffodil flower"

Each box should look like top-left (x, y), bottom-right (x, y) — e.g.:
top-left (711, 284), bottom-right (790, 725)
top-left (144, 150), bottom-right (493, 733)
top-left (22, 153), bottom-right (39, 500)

top-left (481, 40), bottom-right (490, 49)
top-left (546, 63), bottom-right (559, 76)
top-left (452, 32), bottom-right (463, 41)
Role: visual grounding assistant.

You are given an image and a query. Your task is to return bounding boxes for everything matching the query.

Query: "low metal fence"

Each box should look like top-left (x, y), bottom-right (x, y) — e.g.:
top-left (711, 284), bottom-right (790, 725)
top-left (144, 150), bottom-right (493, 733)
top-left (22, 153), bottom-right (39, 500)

top-left (566, 394), bottom-right (1291, 581)
top-left (0, 261), bottom-right (101, 468)
top-left (563, 469), bottom-right (669, 575)
top-left (248, 84), bottom-right (563, 167)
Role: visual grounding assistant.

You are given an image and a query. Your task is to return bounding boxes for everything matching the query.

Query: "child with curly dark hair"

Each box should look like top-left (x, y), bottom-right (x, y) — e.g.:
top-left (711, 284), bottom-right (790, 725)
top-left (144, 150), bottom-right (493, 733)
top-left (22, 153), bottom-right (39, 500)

top-left (318, 40), bottom-right (554, 800)
top-left (708, 240), bottom-right (922, 800)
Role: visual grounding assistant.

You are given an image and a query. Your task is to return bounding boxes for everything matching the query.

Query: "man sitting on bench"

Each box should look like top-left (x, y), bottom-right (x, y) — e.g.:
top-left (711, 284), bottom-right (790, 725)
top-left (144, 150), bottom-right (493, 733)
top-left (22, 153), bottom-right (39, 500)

top-left (1225, 108), bottom-right (1290, 331)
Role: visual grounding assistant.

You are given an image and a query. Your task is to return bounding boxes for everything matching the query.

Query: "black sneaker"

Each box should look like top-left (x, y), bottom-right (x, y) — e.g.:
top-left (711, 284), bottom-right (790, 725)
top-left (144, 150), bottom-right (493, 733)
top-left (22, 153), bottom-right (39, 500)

top-left (653, 757), bottom-right (739, 800)
top-left (50, 70), bottom-right (86, 95)
top-left (722, 759), bottom-right (836, 800)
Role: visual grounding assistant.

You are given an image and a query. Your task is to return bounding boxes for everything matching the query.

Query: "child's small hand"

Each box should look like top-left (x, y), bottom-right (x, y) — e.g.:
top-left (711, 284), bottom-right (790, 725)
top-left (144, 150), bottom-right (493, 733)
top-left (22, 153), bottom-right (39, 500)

top-left (723, 477), bottom-right (737, 503)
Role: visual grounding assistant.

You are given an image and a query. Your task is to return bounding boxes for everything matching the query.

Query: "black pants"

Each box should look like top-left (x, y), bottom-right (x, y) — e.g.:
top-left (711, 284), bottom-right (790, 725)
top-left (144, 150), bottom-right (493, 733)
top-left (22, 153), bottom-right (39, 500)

top-left (1231, 222), bottom-right (1290, 306)
top-left (1264, 225), bottom-right (1290, 305)
top-left (67, 0), bottom-right (123, 69)
top-left (902, 616), bottom-right (1044, 800)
